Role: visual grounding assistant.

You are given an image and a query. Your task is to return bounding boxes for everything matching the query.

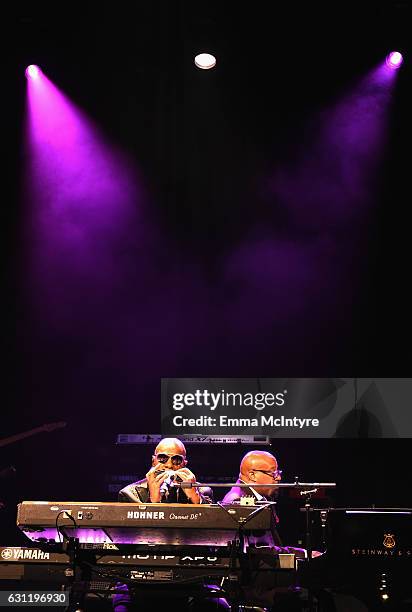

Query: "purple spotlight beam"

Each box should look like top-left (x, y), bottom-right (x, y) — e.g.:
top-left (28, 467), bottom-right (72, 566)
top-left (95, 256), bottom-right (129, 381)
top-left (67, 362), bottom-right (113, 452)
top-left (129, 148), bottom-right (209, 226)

top-left (386, 51), bottom-right (403, 69)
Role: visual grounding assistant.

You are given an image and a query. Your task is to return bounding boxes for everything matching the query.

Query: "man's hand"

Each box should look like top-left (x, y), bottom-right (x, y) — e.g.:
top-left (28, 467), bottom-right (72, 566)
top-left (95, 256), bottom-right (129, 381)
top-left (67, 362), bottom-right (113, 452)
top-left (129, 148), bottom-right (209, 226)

top-left (283, 546), bottom-right (324, 559)
top-left (311, 550), bottom-right (323, 558)
top-left (174, 467), bottom-right (201, 504)
top-left (145, 466), bottom-right (170, 503)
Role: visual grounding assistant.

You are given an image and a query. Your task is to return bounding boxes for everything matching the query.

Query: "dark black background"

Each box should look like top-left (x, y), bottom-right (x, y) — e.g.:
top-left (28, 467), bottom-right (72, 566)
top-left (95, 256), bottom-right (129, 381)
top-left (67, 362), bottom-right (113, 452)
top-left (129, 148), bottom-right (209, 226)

top-left (2, 0), bottom-right (411, 545)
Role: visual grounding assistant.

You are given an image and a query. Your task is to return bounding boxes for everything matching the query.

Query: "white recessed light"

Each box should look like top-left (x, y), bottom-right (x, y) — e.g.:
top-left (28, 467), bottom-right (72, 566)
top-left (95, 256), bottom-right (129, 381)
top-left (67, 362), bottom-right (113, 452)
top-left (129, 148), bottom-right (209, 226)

top-left (194, 53), bottom-right (217, 70)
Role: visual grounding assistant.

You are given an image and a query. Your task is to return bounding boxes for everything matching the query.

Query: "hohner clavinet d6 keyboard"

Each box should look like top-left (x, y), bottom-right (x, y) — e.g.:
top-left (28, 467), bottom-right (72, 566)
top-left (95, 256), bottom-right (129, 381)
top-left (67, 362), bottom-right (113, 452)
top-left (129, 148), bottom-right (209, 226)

top-left (16, 501), bottom-right (277, 548)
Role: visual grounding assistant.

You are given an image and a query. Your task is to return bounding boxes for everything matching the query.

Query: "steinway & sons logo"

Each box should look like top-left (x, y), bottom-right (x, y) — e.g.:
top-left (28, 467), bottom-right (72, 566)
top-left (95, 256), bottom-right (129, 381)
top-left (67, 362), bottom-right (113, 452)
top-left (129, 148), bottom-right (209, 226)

top-left (383, 533), bottom-right (395, 549)
top-left (352, 533), bottom-right (411, 558)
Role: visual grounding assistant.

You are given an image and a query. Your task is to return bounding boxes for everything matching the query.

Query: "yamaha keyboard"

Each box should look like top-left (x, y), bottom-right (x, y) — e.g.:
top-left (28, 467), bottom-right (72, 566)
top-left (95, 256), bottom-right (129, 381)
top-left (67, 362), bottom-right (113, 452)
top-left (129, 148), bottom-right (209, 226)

top-left (17, 501), bottom-right (277, 548)
top-left (0, 545), bottom-right (296, 593)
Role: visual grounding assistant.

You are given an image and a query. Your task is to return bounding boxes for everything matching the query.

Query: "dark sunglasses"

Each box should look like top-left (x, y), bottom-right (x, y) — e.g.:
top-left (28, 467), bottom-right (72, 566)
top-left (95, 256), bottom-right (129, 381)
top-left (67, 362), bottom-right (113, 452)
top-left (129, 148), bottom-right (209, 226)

top-left (155, 453), bottom-right (185, 466)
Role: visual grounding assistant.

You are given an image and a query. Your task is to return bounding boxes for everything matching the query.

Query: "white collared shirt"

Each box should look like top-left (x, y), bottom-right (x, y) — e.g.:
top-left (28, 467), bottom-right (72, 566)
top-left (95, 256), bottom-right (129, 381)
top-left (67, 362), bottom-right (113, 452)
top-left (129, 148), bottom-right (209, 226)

top-left (239, 479), bottom-right (266, 501)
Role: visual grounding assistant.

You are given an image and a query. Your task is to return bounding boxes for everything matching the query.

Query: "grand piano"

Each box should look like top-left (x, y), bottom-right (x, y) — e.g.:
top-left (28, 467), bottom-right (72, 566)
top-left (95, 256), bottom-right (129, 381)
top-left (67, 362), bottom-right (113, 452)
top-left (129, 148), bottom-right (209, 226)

top-left (300, 507), bottom-right (412, 610)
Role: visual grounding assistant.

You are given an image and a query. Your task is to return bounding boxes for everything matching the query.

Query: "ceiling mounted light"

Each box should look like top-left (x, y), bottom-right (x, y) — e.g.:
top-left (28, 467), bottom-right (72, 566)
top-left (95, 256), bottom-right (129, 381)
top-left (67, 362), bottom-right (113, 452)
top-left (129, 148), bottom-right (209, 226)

top-left (25, 65), bottom-right (42, 79)
top-left (194, 53), bottom-right (217, 70)
top-left (385, 51), bottom-right (403, 69)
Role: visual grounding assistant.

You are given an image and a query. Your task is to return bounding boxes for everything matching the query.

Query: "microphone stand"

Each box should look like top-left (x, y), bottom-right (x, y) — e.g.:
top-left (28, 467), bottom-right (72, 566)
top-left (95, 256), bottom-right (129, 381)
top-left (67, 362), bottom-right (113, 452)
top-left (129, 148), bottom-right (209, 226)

top-left (179, 480), bottom-right (336, 491)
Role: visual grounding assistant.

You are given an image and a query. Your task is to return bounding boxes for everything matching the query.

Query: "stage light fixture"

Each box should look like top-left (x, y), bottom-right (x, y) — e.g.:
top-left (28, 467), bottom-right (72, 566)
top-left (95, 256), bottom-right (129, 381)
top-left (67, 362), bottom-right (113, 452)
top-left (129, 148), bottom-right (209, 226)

top-left (194, 53), bottom-right (216, 70)
top-left (385, 51), bottom-right (403, 69)
top-left (25, 65), bottom-right (42, 79)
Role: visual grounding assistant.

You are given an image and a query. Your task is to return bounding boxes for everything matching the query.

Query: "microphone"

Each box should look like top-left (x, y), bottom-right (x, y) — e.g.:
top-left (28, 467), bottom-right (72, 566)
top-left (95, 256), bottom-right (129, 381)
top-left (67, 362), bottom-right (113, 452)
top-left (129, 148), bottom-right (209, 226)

top-left (159, 470), bottom-right (175, 499)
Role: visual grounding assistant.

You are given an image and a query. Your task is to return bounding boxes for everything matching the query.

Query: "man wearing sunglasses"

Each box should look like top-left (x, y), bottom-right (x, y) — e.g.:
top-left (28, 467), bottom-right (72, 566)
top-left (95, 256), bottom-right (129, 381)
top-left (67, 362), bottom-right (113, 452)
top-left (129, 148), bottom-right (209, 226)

top-left (115, 440), bottom-right (225, 610)
top-left (118, 437), bottom-right (212, 504)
